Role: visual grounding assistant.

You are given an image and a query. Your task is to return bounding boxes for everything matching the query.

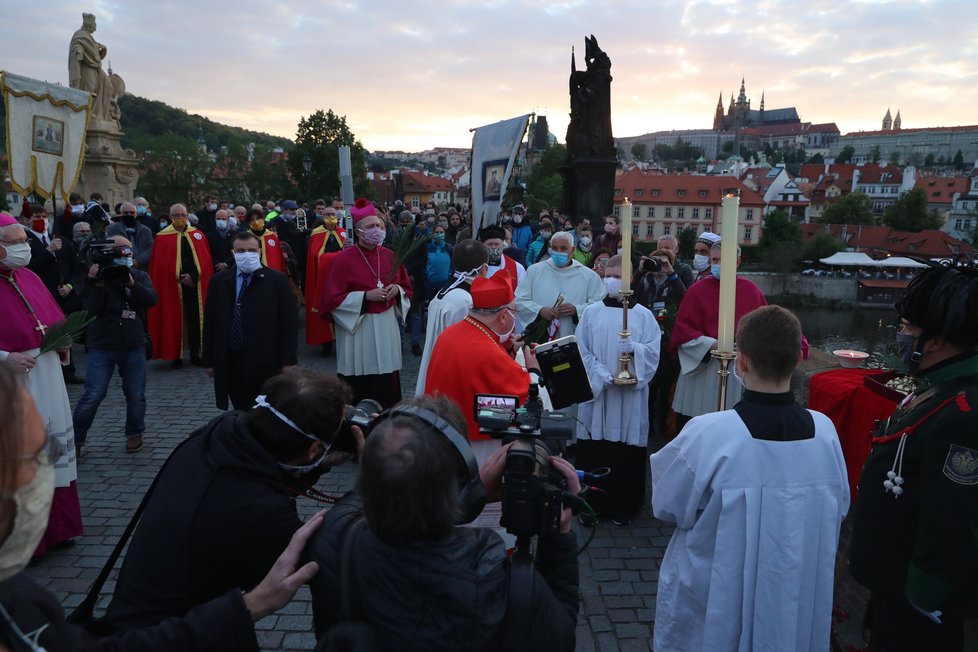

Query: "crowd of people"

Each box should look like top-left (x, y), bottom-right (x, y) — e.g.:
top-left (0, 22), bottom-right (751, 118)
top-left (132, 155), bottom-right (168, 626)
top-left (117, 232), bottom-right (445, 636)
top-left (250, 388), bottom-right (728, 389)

top-left (2, 190), bottom-right (977, 651)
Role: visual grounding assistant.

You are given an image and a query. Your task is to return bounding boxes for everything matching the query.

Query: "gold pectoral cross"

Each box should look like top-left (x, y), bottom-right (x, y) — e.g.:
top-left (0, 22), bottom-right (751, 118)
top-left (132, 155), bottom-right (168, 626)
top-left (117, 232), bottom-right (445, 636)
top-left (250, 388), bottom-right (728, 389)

top-left (35, 320), bottom-right (48, 336)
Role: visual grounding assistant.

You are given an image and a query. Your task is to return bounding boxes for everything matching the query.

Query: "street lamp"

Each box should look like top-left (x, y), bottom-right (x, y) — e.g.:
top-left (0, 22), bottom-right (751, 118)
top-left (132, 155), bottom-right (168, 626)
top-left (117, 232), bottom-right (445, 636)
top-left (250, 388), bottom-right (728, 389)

top-left (302, 154), bottom-right (313, 203)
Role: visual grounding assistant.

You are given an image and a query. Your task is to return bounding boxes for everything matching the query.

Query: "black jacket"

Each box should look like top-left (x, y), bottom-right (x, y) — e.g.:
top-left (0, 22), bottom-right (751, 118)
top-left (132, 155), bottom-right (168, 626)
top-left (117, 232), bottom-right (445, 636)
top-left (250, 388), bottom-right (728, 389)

top-left (25, 230), bottom-right (81, 312)
top-left (308, 494), bottom-right (579, 652)
top-left (80, 269), bottom-right (158, 349)
top-left (1, 572), bottom-right (258, 651)
top-left (205, 227), bottom-right (236, 269)
top-left (106, 412), bottom-right (304, 630)
top-left (201, 266), bottom-right (298, 410)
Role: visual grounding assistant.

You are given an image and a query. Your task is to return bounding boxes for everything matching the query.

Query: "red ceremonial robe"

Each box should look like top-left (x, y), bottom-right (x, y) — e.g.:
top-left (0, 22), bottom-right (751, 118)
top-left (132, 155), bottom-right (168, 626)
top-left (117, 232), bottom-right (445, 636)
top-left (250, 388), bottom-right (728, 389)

top-left (259, 230), bottom-right (286, 273)
top-left (320, 244), bottom-right (413, 316)
top-left (147, 226), bottom-right (214, 360)
top-left (424, 318), bottom-right (530, 441)
top-left (0, 267), bottom-right (65, 351)
top-left (668, 276), bottom-right (767, 352)
top-left (304, 226), bottom-right (345, 345)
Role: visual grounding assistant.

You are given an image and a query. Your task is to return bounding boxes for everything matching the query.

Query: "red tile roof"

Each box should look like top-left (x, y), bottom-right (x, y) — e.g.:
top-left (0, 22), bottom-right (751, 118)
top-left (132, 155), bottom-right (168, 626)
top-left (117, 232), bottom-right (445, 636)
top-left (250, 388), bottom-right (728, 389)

top-left (801, 224), bottom-right (973, 257)
top-left (401, 170), bottom-right (453, 193)
top-left (853, 164), bottom-right (903, 184)
top-left (913, 176), bottom-right (970, 205)
top-left (843, 125), bottom-right (978, 137)
top-left (615, 170), bottom-right (765, 206)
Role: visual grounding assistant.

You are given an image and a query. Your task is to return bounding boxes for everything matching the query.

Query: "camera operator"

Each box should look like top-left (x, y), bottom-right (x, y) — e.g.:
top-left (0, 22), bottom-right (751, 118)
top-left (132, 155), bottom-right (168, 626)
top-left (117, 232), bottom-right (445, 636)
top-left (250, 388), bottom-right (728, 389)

top-left (308, 396), bottom-right (581, 652)
top-left (635, 248), bottom-right (686, 312)
top-left (103, 369), bottom-right (359, 632)
top-left (72, 235), bottom-right (158, 455)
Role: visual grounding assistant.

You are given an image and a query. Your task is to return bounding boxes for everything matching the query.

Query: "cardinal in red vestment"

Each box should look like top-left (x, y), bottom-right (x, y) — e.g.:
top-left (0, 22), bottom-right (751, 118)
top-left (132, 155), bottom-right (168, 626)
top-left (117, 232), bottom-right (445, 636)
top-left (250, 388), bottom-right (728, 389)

top-left (305, 215), bottom-right (345, 346)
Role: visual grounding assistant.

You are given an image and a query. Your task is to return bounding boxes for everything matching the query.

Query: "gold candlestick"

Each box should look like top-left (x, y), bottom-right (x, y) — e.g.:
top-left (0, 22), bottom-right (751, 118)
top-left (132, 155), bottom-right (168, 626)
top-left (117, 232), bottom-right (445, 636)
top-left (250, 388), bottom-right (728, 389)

top-left (612, 290), bottom-right (638, 385)
top-left (710, 349), bottom-right (737, 411)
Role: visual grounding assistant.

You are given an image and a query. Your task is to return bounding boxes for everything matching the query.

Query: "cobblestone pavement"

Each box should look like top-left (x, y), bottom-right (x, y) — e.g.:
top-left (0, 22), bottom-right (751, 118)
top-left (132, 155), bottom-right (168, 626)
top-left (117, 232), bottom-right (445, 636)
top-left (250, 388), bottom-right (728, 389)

top-left (26, 318), bottom-right (872, 651)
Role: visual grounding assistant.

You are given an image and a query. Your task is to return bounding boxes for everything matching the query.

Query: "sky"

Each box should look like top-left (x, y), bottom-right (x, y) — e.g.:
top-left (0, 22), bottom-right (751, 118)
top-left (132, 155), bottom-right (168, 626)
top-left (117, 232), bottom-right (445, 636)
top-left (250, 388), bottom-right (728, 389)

top-left (5, 0), bottom-right (978, 152)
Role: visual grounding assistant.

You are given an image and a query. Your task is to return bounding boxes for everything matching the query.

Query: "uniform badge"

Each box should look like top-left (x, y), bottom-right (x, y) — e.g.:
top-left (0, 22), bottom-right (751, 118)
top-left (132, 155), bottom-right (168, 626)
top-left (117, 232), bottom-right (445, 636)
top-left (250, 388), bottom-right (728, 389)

top-left (943, 445), bottom-right (978, 485)
top-left (193, 232), bottom-right (203, 240)
top-left (268, 238), bottom-right (277, 247)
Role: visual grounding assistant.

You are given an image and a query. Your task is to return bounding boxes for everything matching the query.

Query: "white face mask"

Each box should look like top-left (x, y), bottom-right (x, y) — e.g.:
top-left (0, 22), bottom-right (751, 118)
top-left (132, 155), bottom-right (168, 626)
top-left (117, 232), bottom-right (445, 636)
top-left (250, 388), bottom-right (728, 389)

top-left (71, 204), bottom-right (84, 215)
top-left (490, 310), bottom-right (517, 343)
top-left (0, 242), bottom-right (32, 269)
top-left (208, 203), bottom-right (218, 211)
top-left (603, 276), bottom-right (622, 298)
top-left (234, 251), bottom-right (262, 273)
top-left (215, 219), bottom-right (228, 231)
top-left (693, 254), bottom-right (710, 272)
top-left (0, 459), bottom-right (54, 581)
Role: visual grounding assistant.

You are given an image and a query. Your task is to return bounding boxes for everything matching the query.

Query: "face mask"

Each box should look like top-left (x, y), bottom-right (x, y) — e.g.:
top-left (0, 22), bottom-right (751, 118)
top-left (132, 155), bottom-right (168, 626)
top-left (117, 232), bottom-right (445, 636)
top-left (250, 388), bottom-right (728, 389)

top-left (160, 220), bottom-right (169, 229)
top-left (438, 221), bottom-right (448, 228)
top-left (0, 457), bottom-right (54, 581)
top-left (579, 236), bottom-right (592, 248)
top-left (550, 252), bottom-right (570, 267)
top-left (357, 227), bottom-right (386, 247)
top-left (282, 212), bottom-right (296, 222)
top-left (693, 254), bottom-right (710, 272)
top-left (31, 218), bottom-right (47, 233)
top-left (171, 218), bottom-right (188, 230)
top-left (489, 309), bottom-right (517, 343)
top-left (0, 242), bottom-right (32, 269)
top-left (71, 204), bottom-right (84, 215)
top-left (513, 215), bottom-right (523, 224)
top-left (710, 264), bottom-right (722, 280)
top-left (208, 203), bottom-right (218, 211)
top-left (136, 205), bottom-right (147, 215)
top-left (113, 257), bottom-right (134, 268)
top-left (234, 251), bottom-right (262, 273)
top-left (122, 215), bottom-right (136, 228)
top-left (604, 276), bottom-right (623, 298)
top-left (896, 331), bottom-right (916, 367)
top-left (604, 223), bottom-right (616, 234)
top-left (325, 217), bottom-right (338, 228)
top-left (540, 230), bottom-right (552, 239)
top-left (504, 240), bottom-right (511, 248)
top-left (215, 219), bottom-right (228, 231)
top-left (486, 247), bottom-right (503, 265)
top-left (433, 232), bottom-right (445, 242)
top-left (250, 221), bottom-right (264, 234)
top-left (74, 233), bottom-right (91, 246)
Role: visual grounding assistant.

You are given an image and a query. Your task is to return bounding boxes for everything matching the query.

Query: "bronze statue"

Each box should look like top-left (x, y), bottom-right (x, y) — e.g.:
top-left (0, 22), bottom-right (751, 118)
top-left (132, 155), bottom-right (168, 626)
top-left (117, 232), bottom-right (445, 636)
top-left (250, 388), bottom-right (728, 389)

top-left (566, 35), bottom-right (614, 161)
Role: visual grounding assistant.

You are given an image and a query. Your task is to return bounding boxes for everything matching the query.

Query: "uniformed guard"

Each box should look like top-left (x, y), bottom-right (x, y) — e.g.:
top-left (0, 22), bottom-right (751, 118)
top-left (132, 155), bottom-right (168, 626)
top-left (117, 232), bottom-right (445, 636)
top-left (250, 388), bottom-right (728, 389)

top-left (849, 261), bottom-right (978, 651)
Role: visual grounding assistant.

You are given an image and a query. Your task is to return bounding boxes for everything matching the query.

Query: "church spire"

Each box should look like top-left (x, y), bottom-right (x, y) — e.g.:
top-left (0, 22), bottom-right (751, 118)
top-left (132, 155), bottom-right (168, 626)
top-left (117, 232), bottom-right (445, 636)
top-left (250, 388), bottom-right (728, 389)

top-left (737, 77), bottom-right (747, 103)
top-left (713, 91), bottom-right (726, 131)
top-left (882, 107), bottom-right (892, 131)
top-left (894, 109), bottom-right (902, 130)
top-left (760, 91), bottom-right (765, 112)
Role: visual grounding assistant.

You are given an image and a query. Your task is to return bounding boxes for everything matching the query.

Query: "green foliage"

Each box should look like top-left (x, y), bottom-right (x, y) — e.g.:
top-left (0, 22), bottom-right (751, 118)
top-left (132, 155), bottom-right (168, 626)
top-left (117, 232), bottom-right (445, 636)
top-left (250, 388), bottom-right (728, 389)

top-left (288, 109), bottom-right (368, 202)
top-left (677, 226), bottom-right (697, 260)
top-left (869, 145), bottom-right (881, 164)
top-left (836, 145), bottom-right (855, 164)
top-left (882, 188), bottom-right (943, 232)
top-left (889, 150), bottom-right (901, 166)
top-left (136, 133), bottom-right (212, 211)
top-left (653, 139), bottom-right (705, 170)
top-left (924, 153), bottom-right (935, 167)
top-left (819, 191), bottom-right (875, 225)
top-left (524, 144), bottom-right (565, 217)
top-left (807, 152), bottom-right (824, 164)
top-left (759, 209), bottom-right (802, 251)
top-left (954, 149), bottom-right (966, 170)
top-left (630, 142), bottom-right (647, 161)
top-left (801, 232), bottom-right (843, 261)
top-left (243, 145), bottom-right (294, 203)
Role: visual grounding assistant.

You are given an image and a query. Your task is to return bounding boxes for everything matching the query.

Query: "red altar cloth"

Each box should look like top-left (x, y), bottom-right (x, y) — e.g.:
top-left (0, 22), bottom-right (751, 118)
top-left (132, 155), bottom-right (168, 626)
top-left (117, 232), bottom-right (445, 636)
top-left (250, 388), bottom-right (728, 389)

top-left (809, 368), bottom-right (898, 503)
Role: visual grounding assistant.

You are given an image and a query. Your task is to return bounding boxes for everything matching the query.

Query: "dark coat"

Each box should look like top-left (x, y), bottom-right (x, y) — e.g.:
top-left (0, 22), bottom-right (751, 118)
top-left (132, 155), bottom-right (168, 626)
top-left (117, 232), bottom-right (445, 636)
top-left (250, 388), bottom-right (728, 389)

top-left (201, 266), bottom-right (298, 410)
top-left (205, 227), bottom-right (236, 269)
top-left (105, 412), bottom-right (304, 631)
top-left (308, 494), bottom-right (580, 652)
top-left (1, 572), bottom-right (258, 651)
top-left (25, 229), bottom-right (81, 313)
top-left (80, 269), bottom-right (158, 350)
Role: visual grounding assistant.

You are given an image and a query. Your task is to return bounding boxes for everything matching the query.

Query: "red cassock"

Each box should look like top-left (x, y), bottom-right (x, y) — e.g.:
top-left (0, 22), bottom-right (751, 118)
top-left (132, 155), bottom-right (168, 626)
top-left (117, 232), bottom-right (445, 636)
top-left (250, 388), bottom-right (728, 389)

top-left (147, 226), bottom-right (214, 360)
top-left (668, 276), bottom-right (767, 352)
top-left (259, 230), bottom-right (286, 273)
top-left (304, 227), bottom-right (345, 345)
top-left (424, 318), bottom-right (530, 441)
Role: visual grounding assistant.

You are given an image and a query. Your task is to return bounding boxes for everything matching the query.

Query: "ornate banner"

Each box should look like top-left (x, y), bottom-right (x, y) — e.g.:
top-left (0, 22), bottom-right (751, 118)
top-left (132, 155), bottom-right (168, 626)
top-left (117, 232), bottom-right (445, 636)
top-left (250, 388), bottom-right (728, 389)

top-left (470, 113), bottom-right (531, 236)
top-left (1, 71), bottom-right (92, 201)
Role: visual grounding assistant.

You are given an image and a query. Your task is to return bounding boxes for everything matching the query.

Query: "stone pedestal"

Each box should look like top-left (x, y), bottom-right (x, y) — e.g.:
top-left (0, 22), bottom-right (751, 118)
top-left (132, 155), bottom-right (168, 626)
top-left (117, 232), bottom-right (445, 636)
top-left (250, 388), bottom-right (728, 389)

top-left (74, 118), bottom-right (139, 208)
top-left (560, 157), bottom-right (618, 222)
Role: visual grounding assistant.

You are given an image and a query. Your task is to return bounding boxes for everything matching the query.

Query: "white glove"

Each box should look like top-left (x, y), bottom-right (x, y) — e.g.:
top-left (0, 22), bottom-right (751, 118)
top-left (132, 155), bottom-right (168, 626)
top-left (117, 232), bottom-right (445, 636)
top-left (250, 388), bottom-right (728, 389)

top-left (618, 338), bottom-right (634, 354)
top-left (910, 602), bottom-right (943, 624)
top-left (604, 373), bottom-right (615, 386)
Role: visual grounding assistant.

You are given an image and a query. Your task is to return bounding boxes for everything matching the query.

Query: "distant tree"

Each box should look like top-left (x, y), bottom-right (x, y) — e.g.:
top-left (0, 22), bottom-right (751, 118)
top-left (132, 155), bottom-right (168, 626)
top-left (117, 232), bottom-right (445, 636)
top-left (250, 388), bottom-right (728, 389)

top-left (889, 150), bottom-right (901, 166)
top-left (954, 149), bottom-right (966, 170)
top-left (869, 145), bottom-right (881, 163)
top-left (437, 155), bottom-right (447, 169)
top-left (882, 188), bottom-right (943, 232)
top-left (836, 146), bottom-right (855, 164)
top-left (524, 144), bottom-right (565, 217)
top-left (924, 153), bottom-right (935, 167)
top-left (801, 232), bottom-right (843, 261)
top-left (135, 132), bottom-right (212, 211)
top-left (243, 144), bottom-right (294, 203)
top-left (907, 152), bottom-right (922, 167)
top-left (288, 109), bottom-right (368, 202)
top-left (807, 152), bottom-right (825, 164)
top-left (615, 146), bottom-right (625, 161)
top-left (759, 209), bottom-right (803, 251)
top-left (677, 226), bottom-right (697, 260)
top-left (819, 191), bottom-right (875, 225)
top-left (630, 142), bottom-right (648, 162)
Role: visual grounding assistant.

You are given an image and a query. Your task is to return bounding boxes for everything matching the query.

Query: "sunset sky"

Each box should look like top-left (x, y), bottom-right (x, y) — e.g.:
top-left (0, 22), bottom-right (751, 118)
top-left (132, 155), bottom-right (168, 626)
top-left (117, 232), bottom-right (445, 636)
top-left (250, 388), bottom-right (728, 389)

top-left (7, 0), bottom-right (977, 151)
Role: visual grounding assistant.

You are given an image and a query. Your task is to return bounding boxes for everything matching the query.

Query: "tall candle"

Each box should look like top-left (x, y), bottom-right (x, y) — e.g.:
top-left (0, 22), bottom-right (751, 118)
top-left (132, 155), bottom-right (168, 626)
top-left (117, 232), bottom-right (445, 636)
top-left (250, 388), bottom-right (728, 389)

top-left (620, 198), bottom-right (632, 283)
top-left (717, 192), bottom-right (739, 352)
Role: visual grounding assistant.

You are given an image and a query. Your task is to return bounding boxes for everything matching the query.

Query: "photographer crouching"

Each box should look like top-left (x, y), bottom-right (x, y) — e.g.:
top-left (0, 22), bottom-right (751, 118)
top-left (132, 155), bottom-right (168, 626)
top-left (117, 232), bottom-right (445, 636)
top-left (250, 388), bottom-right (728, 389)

top-left (308, 396), bottom-right (581, 652)
top-left (72, 235), bottom-right (158, 455)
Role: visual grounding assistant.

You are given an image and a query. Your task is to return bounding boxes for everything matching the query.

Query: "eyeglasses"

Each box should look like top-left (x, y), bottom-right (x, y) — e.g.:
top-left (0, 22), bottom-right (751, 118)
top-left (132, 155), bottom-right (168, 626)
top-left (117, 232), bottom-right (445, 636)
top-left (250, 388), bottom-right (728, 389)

top-left (15, 432), bottom-right (65, 466)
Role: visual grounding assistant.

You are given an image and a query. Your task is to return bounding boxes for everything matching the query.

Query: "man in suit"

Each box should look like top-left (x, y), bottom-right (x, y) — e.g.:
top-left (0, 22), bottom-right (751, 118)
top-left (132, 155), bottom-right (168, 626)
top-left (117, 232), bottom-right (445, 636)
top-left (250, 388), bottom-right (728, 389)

top-left (106, 201), bottom-right (154, 270)
top-left (202, 231), bottom-right (298, 411)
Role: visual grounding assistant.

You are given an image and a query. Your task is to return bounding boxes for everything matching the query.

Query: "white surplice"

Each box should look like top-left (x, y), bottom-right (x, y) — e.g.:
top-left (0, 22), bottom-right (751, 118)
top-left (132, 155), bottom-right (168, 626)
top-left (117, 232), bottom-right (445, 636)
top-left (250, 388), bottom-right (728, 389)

top-left (576, 302), bottom-right (660, 447)
top-left (650, 409), bottom-right (850, 652)
top-left (331, 289), bottom-right (410, 377)
top-left (414, 287), bottom-right (472, 396)
top-left (672, 335), bottom-right (746, 417)
top-left (514, 258), bottom-right (605, 339)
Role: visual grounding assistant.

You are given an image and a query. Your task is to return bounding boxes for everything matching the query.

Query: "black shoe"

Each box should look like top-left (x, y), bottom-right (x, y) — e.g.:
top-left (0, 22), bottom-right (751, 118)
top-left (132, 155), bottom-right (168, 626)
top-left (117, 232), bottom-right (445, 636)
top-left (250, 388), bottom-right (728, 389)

top-left (65, 375), bottom-right (86, 384)
top-left (170, 359), bottom-right (183, 369)
top-left (412, 344), bottom-right (423, 356)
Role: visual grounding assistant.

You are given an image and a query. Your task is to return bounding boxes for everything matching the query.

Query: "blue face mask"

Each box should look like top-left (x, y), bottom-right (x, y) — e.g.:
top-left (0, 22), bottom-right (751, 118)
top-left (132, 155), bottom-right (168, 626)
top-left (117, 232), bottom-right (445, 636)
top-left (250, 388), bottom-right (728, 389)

top-left (710, 264), bottom-right (721, 280)
top-left (113, 257), bottom-right (134, 269)
top-left (550, 252), bottom-right (570, 267)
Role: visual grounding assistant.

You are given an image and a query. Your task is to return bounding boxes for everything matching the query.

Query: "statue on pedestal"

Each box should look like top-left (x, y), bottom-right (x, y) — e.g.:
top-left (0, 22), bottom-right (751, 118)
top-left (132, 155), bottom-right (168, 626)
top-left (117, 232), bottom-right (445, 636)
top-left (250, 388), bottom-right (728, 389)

top-left (68, 13), bottom-right (124, 129)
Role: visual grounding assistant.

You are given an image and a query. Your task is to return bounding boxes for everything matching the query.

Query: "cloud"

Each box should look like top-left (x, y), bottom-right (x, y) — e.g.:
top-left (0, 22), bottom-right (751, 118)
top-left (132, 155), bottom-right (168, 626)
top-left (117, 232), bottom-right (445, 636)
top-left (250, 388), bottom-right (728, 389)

top-left (3, 0), bottom-right (976, 150)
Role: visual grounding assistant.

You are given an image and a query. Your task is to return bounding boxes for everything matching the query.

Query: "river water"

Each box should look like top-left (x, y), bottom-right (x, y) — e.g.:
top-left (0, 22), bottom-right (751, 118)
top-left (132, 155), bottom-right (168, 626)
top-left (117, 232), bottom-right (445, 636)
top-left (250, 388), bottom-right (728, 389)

top-left (790, 305), bottom-right (899, 359)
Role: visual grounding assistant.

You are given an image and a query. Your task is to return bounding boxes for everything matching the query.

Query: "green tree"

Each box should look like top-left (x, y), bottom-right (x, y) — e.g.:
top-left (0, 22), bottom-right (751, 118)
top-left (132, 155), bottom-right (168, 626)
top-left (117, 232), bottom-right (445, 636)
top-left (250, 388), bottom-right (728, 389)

top-left (836, 145), bottom-right (855, 164)
top-left (889, 150), bottom-right (901, 166)
top-left (882, 188), bottom-right (943, 232)
top-left (954, 149), bottom-right (966, 170)
top-left (801, 232), bottom-right (843, 261)
top-left (924, 153), bottom-right (935, 167)
top-left (759, 209), bottom-right (803, 250)
top-left (807, 152), bottom-right (825, 164)
top-left (869, 145), bottom-right (881, 164)
top-left (288, 109), bottom-right (368, 202)
top-left (630, 142), bottom-right (647, 162)
top-left (524, 143), bottom-right (565, 217)
top-left (243, 144), bottom-right (293, 203)
top-left (135, 132), bottom-right (212, 211)
top-left (819, 191), bottom-right (875, 225)
top-left (677, 226), bottom-right (697, 260)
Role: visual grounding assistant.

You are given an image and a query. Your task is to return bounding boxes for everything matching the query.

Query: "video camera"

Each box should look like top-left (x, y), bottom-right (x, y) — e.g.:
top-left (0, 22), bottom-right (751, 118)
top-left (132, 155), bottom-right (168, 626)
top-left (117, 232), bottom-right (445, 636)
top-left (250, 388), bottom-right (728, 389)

top-left (86, 238), bottom-right (132, 284)
top-left (641, 256), bottom-right (663, 274)
top-left (475, 384), bottom-right (574, 539)
top-left (331, 398), bottom-right (383, 453)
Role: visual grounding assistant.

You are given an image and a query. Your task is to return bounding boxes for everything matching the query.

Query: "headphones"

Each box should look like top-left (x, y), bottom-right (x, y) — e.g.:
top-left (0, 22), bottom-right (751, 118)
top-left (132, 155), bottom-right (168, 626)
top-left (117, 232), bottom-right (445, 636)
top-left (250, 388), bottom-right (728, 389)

top-left (375, 405), bottom-right (487, 525)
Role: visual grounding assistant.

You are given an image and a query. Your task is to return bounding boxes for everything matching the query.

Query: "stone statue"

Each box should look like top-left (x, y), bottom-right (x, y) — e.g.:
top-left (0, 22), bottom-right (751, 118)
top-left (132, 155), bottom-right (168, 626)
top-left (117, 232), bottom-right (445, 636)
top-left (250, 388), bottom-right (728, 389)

top-left (68, 13), bottom-right (123, 128)
top-left (566, 35), bottom-right (614, 161)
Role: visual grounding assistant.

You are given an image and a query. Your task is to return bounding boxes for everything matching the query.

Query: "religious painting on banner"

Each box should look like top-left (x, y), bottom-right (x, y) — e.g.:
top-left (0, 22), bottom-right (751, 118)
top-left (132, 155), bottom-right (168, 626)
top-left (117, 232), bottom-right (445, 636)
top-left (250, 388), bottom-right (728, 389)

top-left (482, 160), bottom-right (505, 201)
top-left (1, 71), bottom-right (92, 201)
top-left (470, 113), bottom-right (531, 235)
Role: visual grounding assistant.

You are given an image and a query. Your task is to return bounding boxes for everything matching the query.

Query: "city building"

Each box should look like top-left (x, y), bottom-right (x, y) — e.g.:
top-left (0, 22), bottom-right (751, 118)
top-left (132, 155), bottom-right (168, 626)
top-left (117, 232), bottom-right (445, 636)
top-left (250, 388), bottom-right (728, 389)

top-left (831, 117), bottom-right (978, 166)
top-left (712, 79), bottom-right (800, 131)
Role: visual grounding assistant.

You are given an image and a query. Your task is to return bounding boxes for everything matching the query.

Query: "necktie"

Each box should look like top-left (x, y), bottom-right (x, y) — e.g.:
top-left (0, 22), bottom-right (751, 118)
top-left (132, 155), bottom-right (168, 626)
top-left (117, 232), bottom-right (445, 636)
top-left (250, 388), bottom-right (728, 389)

top-left (229, 273), bottom-right (251, 350)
